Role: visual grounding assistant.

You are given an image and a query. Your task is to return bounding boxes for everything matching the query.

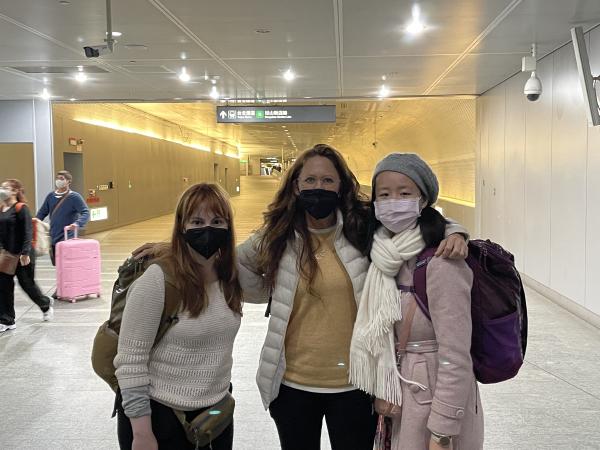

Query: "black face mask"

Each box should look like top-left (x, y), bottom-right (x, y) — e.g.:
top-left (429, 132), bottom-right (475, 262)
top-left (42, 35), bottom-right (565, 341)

top-left (297, 189), bottom-right (340, 219)
top-left (183, 227), bottom-right (230, 259)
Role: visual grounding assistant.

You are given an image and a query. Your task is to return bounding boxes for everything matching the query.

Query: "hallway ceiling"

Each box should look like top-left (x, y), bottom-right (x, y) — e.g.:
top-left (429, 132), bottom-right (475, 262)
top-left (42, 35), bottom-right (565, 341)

top-left (0, 0), bottom-right (599, 101)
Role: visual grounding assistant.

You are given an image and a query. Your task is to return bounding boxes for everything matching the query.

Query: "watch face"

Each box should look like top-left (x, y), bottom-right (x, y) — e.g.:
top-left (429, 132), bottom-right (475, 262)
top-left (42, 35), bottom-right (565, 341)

top-left (439, 436), bottom-right (451, 446)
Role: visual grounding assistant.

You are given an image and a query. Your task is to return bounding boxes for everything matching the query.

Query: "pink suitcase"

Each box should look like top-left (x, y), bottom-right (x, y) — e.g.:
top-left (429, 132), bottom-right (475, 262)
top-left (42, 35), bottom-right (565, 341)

top-left (55, 226), bottom-right (101, 302)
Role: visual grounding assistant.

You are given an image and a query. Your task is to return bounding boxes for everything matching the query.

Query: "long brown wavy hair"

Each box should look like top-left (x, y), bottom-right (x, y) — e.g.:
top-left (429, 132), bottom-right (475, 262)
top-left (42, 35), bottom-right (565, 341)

top-left (2, 179), bottom-right (28, 203)
top-left (157, 183), bottom-right (242, 317)
top-left (256, 144), bottom-right (370, 291)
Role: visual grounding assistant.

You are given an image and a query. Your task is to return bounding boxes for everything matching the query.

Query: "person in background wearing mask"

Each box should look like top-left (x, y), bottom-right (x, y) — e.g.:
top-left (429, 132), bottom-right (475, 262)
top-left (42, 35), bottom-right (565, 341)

top-left (350, 153), bottom-right (483, 450)
top-left (114, 183), bottom-right (242, 450)
top-left (236, 144), bottom-right (469, 450)
top-left (0, 179), bottom-right (53, 333)
top-left (36, 170), bottom-right (90, 269)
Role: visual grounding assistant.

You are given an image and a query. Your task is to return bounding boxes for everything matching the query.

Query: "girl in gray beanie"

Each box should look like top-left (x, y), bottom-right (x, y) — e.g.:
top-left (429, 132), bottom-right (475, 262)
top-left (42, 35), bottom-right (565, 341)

top-left (350, 153), bottom-right (483, 450)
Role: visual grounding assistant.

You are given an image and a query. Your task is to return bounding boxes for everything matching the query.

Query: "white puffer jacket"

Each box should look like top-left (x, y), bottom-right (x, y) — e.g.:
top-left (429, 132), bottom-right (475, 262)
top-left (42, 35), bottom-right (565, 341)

top-left (237, 210), bottom-right (467, 409)
top-left (237, 211), bottom-right (368, 409)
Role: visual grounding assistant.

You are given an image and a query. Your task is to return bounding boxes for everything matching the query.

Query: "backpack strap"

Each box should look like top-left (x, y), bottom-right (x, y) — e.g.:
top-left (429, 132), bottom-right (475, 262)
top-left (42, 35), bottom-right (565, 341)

top-left (411, 247), bottom-right (438, 321)
top-left (153, 260), bottom-right (182, 346)
top-left (396, 297), bottom-right (418, 353)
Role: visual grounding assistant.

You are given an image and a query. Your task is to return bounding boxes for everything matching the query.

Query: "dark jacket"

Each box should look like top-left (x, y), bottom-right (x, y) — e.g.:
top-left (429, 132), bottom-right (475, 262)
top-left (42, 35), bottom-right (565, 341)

top-left (0, 203), bottom-right (32, 255)
top-left (36, 191), bottom-right (90, 244)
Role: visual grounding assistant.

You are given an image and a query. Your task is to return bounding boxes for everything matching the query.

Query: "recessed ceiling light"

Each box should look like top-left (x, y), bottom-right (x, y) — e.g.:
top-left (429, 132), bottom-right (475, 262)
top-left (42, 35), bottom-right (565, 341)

top-left (381, 75), bottom-right (387, 81)
top-left (255, 28), bottom-right (271, 34)
top-left (179, 67), bottom-right (191, 82)
top-left (75, 72), bottom-right (87, 82)
top-left (180, 52), bottom-right (187, 60)
top-left (283, 68), bottom-right (295, 82)
top-left (173, 97), bottom-right (182, 100)
top-left (378, 84), bottom-right (390, 98)
top-left (405, 4), bottom-right (427, 34)
top-left (40, 88), bottom-right (51, 100)
top-left (107, 31), bottom-right (122, 37)
top-left (69, 98), bottom-right (76, 101)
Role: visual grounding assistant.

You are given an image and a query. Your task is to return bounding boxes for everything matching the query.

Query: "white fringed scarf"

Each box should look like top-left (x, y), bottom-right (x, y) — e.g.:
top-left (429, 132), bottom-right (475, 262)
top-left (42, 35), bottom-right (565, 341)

top-left (349, 226), bottom-right (427, 406)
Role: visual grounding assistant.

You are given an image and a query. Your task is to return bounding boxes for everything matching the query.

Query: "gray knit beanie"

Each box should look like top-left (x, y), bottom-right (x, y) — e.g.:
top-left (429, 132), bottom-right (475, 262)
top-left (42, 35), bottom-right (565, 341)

top-left (372, 153), bottom-right (439, 205)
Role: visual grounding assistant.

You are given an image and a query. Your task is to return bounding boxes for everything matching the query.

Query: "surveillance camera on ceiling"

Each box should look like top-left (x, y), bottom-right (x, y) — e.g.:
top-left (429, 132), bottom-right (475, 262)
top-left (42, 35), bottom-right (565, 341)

top-left (524, 72), bottom-right (542, 101)
top-left (522, 43), bottom-right (542, 101)
top-left (83, 44), bottom-right (113, 58)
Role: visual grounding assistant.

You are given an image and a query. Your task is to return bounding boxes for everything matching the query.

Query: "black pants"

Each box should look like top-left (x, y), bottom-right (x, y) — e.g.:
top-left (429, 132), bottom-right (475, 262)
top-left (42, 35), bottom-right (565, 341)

top-left (0, 251), bottom-right (50, 326)
top-left (269, 385), bottom-right (377, 450)
top-left (117, 399), bottom-right (234, 450)
top-left (50, 244), bottom-right (56, 266)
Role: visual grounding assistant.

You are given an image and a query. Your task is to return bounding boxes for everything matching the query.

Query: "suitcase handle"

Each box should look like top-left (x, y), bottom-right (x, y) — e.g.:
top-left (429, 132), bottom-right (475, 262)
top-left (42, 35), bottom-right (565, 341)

top-left (64, 225), bottom-right (79, 241)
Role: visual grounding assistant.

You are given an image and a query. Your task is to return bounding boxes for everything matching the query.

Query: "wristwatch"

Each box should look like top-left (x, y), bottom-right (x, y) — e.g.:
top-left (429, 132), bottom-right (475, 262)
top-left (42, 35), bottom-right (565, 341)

top-left (431, 431), bottom-right (452, 447)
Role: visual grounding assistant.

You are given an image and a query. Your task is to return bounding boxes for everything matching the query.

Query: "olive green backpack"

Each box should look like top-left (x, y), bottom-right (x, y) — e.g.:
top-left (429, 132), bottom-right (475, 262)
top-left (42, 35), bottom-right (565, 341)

top-left (91, 256), bottom-right (181, 392)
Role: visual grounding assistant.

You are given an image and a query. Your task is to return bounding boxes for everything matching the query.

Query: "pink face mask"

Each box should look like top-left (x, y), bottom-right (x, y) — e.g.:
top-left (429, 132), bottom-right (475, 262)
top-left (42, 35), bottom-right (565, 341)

top-left (374, 198), bottom-right (421, 234)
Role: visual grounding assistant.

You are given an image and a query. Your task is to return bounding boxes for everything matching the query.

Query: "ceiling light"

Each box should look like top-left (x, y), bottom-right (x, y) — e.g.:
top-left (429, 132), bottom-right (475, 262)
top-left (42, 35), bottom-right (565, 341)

top-left (211, 79), bottom-right (217, 85)
top-left (405, 4), bottom-right (427, 34)
top-left (40, 88), bottom-right (51, 100)
top-left (43, 77), bottom-right (48, 84)
top-left (75, 72), bottom-right (87, 82)
top-left (210, 86), bottom-right (219, 100)
top-left (106, 31), bottom-right (122, 37)
top-left (283, 68), bottom-right (296, 82)
top-left (378, 84), bottom-right (390, 98)
top-left (59, 1), bottom-right (71, 5)
top-left (381, 75), bottom-right (387, 81)
top-left (179, 67), bottom-right (191, 82)
top-left (180, 52), bottom-right (187, 60)
top-left (69, 98), bottom-right (76, 101)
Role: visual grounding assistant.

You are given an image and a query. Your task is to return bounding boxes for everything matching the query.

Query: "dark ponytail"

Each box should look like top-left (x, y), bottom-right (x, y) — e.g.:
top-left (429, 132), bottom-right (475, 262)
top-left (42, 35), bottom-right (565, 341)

top-left (418, 206), bottom-right (448, 248)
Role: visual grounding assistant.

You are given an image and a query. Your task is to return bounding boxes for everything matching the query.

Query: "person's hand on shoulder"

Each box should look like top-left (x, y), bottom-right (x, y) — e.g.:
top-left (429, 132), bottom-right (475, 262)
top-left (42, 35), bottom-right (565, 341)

top-left (435, 233), bottom-right (468, 259)
top-left (132, 243), bottom-right (159, 260)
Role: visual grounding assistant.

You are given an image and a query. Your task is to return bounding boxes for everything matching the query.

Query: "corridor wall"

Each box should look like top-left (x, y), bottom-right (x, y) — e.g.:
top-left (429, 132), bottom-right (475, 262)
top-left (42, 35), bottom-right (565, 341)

top-left (52, 105), bottom-right (240, 235)
top-left (477, 25), bottom-right (600, 320)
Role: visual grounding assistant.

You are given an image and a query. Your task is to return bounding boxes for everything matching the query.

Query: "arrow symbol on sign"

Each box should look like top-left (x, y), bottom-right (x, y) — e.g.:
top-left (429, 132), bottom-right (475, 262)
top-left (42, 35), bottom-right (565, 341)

top-left (219, 111), bottom-right (228, 119)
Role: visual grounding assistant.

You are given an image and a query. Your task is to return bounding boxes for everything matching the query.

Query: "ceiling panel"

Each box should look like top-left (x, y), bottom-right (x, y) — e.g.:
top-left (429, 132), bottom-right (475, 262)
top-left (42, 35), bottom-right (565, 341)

top-left (343, 55), bottom-right (458, 95)
top-left (0, 0), bottom-right (599, 100)
top-left (159, 0), bottom-right (337, 59)
top-left (428, 53), bottom-right (526, 95)
top-left (342, 0), bottom-right (514, 56)
top-left (224, 58), bottom-right (339, 98)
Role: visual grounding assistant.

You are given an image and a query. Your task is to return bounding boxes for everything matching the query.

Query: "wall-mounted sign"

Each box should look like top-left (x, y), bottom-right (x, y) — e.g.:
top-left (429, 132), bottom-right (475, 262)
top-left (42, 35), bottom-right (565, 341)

top-left (86, 195), bottom-right (100, 204)
top-left (216, 105), bottom-right (336, 123)
top-left (90, 207), bottom-right (108, 221)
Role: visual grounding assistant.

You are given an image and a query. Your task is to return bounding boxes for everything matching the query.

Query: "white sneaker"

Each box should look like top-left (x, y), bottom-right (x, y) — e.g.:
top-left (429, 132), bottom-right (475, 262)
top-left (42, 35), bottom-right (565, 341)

top-left (43, 297), bottom-right (54, 322)
top-left (0, 323), bottom-right (16, 332)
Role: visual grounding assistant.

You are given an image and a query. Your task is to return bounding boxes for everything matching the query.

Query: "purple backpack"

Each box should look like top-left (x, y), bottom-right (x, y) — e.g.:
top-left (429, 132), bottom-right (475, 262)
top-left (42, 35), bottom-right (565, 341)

top-left (412, 239), bottom-right (528, 384)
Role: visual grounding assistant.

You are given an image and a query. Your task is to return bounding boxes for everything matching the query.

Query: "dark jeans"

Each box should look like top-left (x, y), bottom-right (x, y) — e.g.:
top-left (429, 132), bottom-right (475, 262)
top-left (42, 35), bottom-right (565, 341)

top-left (0, 250), bottom-right (50, 326)
top-left (117, 399), bottom-right (234, 450)
top-left (269, 385), bottom-right (378, 450)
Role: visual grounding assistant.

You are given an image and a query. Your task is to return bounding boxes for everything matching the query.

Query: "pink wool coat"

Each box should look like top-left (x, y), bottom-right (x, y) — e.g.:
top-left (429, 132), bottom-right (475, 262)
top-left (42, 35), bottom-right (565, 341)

top-left (390, 256), bottom-right (484, 450)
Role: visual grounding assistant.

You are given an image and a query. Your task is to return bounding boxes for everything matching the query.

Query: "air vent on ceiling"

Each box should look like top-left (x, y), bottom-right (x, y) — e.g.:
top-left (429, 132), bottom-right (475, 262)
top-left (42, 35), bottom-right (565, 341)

top-left (122, 65), bottom-right (173, 74)
top-left (10, 65), bottom-right (109, 74)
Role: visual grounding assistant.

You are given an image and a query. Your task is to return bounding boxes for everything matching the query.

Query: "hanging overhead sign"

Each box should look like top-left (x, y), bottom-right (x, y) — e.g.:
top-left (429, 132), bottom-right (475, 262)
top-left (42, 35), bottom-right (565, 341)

top-left (216, 105), bottom-right (336, 123)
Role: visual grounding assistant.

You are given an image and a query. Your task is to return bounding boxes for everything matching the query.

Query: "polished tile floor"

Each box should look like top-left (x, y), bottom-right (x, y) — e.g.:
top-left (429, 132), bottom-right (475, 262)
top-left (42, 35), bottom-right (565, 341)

top-left (1, 176), bottom-right (599, 450)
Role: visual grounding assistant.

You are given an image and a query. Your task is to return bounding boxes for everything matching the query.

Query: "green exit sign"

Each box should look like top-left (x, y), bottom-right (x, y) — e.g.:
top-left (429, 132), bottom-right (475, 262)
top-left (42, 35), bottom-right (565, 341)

top-left (255, 109), bottom-right (265, 119)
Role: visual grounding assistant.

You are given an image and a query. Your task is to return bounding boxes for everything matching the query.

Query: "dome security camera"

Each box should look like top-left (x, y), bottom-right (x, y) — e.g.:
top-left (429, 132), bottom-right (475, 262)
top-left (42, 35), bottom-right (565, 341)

top-left (524, 72), bottom-right (542, 101)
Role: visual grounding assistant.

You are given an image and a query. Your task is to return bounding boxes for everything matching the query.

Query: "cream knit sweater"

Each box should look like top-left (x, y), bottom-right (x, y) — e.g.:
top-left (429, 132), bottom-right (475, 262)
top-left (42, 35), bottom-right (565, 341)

top-left (114, 264), bottom-right (241, 417)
